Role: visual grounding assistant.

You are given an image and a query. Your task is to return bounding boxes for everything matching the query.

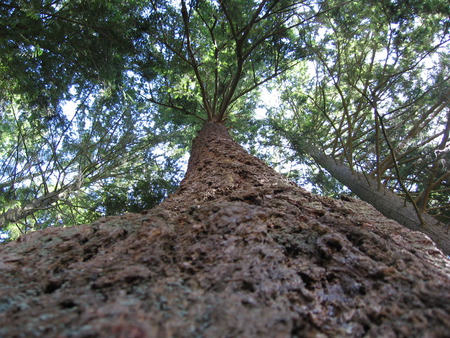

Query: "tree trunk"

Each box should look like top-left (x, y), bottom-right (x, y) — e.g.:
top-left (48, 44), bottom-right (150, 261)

top-left (303, 143), bottom-right (450, 256)
top-left (1, 121), bottom-right (450, 337)
top-left (160, 121), bottom-right (296, 211)
top-left (0, 179), bottom-right (83, 230)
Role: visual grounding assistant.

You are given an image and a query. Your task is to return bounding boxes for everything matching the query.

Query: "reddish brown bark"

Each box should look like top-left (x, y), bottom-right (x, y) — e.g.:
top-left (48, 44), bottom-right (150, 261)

top-left (1, 121), bottom-right (450, 337)
top-left (161, 121), bottom-right (297, 211)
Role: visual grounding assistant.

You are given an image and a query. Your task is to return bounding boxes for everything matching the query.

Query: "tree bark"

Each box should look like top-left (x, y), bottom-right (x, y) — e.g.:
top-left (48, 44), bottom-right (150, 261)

top-left (1, 121), bottom-right (450, 337)
top-left (160, 121), bottom-right (295, 211)
top-left (303, 143), bottom-right (450, 255)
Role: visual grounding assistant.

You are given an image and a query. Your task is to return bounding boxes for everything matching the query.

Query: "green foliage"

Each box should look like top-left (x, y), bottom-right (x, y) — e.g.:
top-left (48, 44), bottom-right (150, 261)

top-left (0, 0), bottom-right (142, 117)
top-left (270, 0), bottom-right (450, 218)
top-left (133, 0), bottom-right (308, 123)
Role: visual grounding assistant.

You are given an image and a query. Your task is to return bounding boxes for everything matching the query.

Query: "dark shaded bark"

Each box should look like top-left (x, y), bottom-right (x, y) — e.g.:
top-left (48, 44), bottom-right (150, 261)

top-left (303, 143), bottom-right (450, 256)
top-left (1, 121), bottom-right (450, 337)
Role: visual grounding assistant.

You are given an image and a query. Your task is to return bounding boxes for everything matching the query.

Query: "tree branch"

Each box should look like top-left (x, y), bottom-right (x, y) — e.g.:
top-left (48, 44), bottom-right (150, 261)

top-left (180, 0), bottom-right (213, 119)
top-left (376, 110), bottom-right (426, 226)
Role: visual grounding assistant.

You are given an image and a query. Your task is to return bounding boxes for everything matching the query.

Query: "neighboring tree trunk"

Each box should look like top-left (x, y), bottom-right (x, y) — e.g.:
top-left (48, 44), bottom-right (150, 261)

top-left (0, 179), bottom-right (83, 230)
top-left (302, 143), bottom-right (450, 256)
top-left (1, 122), bottom-right (450, 337)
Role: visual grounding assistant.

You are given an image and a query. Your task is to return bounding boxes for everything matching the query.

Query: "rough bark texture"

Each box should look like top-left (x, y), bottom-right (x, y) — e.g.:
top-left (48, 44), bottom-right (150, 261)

top-left (1, 121), bottom-right (450, 337)
top-left (304, 144), bottom-right (450, 256)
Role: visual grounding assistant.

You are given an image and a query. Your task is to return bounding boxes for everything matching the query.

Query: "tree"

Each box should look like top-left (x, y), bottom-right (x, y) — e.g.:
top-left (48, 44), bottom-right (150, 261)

top-left (0, 0), bottom-right (337, 238)
top-left (0, 0), bottom-right (312, 237)
top-left (269, 0), bottom-right (450, 252)
top-left (1, 1), bottom-right (450, 335)
top-left (0, 0), bottom-right (185, 238)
